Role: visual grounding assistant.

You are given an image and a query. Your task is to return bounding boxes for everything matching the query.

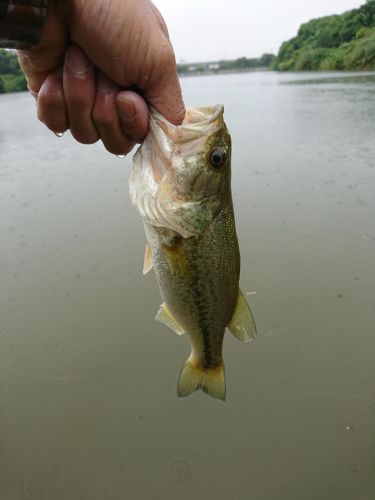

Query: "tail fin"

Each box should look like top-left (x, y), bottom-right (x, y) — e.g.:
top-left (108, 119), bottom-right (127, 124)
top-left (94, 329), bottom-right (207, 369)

top-left (177, 358), bottom-right (226, 401)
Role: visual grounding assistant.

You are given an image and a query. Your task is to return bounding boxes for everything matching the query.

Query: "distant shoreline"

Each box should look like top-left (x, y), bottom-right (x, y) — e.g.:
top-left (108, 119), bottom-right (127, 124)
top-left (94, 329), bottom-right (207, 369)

top-left (178, 67), bottom-right (375, 78)
top-left (178, 67), bottom-right (272, 78)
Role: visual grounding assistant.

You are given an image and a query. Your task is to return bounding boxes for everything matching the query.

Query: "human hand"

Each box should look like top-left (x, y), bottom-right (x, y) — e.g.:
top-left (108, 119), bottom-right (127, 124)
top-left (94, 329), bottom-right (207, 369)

top-left (17, 0), bottom-right (185, 155)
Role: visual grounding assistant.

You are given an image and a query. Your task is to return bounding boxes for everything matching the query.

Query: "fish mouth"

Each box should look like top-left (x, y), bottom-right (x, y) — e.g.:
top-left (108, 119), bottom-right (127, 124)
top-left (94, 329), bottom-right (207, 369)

top-left (182, 105), bottom-right (224, 127)
top-left (152, 105), bottom-right (224, 145)
top-left (148, 105), bottom-right (225, 181)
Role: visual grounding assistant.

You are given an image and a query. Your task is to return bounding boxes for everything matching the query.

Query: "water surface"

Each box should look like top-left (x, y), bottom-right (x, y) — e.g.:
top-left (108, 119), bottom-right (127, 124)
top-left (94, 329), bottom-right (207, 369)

top-left (1, 71), bottom-right (374, 499)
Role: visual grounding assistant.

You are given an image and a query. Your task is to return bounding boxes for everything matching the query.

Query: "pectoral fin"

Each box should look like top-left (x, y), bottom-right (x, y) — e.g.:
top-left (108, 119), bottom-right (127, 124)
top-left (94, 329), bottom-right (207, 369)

top-left (155, 302), bottom-right (185, 336)
top-left (228, 289), bottom-right (257, 342)
top-left (143, 244), bottom-right (153, 275)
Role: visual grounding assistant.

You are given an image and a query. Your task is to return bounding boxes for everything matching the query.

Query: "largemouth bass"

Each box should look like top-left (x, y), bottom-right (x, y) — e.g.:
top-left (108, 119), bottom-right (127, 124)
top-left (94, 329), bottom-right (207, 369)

top-left (129, 105), bottom-right (256, 401)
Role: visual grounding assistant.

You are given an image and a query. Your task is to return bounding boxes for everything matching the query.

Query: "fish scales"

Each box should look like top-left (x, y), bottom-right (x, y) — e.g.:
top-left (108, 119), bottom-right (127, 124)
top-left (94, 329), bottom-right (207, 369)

top-left (145, 202), bottom-right (239, 369)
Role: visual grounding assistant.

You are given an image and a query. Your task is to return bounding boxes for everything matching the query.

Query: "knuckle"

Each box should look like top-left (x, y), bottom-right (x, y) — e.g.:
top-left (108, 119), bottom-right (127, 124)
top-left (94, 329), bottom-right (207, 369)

top-left (38, 88), bottom-right (65, 110)
top-left (70, 128), bottom-right (99, 145)
top-left (37, 102), bottom-right (66, 133)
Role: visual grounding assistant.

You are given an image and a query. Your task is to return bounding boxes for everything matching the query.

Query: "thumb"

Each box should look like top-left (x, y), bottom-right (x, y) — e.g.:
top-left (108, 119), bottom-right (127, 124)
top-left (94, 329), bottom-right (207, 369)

top-left (144, 67), bottom-right (186, 126)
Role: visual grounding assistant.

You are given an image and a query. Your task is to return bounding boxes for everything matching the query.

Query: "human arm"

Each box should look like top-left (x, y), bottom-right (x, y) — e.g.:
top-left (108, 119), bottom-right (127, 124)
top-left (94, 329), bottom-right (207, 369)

top-left (1, 0), bottom-right (185, 154)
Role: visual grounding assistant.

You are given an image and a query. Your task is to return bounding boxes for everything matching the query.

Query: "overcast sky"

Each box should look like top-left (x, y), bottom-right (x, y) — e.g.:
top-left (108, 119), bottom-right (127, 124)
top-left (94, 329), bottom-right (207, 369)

top-left (153, 0), bottom-right (366, 62)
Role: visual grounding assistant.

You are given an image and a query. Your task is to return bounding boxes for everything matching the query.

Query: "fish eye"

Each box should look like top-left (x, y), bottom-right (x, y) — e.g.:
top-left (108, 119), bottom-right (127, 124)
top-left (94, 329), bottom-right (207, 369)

top-left (210, 147), bottom-right (227, 169)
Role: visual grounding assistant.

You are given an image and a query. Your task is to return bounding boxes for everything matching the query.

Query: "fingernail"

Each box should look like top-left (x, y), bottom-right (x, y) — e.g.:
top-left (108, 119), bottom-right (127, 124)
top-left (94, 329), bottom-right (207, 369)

top-left (66, 46), bottom-right (90, 76)
top-left (117, 95), bottom-right (137, 122)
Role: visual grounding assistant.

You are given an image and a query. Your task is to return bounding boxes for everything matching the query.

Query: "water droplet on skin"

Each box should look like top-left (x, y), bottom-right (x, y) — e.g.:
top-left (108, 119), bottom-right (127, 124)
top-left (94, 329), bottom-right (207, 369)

top-left (54, 132), bottom-right (64, 138)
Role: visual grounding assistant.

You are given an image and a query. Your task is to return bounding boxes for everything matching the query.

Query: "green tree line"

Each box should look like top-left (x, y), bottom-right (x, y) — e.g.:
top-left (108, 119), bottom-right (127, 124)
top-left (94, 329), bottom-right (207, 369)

top-left (274, 0), bottom-right (375, 71)
top-left (0, 49), bottom-right (27, 93)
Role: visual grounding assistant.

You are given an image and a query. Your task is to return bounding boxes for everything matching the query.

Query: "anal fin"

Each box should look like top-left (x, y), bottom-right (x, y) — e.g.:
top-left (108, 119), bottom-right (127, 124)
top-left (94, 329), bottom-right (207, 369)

top-left (228, 289), bottom-right (257, 342)
top-left (155, 302), bottom-right (185, 336)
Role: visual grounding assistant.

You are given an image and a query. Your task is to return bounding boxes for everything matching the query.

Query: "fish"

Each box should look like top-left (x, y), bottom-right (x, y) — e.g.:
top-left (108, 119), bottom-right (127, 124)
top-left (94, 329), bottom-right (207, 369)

top-left (129, 105), bottom-right (256, 401)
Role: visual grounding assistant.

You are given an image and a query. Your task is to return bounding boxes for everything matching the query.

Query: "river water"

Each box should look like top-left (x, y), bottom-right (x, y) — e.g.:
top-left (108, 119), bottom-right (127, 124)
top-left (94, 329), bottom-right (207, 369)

top-left (0, 71), bottom-right (374, 499)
